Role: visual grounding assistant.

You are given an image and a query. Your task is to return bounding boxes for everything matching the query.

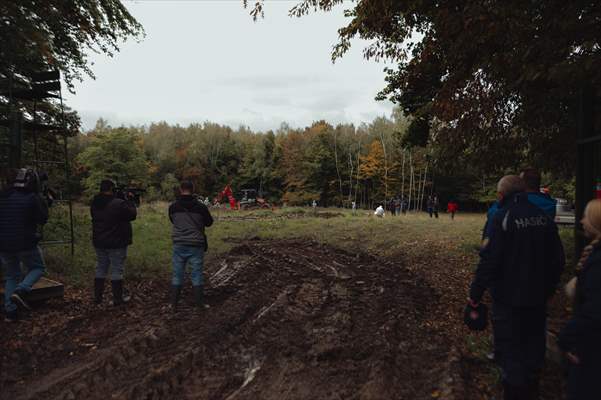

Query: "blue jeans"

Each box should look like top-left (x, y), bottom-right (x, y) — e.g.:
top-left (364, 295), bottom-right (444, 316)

top-left (172, 245), bottom-right (204, 287)
top-left (95, 247), bottom-right (127, 280)
top-left (1, 246), bottom-right (46, 312)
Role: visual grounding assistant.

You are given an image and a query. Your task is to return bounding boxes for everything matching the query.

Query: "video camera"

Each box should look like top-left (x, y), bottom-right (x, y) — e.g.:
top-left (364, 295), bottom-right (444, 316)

top-left (13, 168), bottom-right (56, 206)
top-left (114, 186), bottom-right (146, 207)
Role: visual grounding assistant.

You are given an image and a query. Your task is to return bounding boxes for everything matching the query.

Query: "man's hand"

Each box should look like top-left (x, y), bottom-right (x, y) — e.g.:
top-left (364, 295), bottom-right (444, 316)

top-left (566, 352), bottom-right (580, 364)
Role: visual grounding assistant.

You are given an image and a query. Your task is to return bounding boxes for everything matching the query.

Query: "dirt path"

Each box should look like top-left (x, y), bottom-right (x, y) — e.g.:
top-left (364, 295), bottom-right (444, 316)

top-left (1, 239), bottom-right (454, 400)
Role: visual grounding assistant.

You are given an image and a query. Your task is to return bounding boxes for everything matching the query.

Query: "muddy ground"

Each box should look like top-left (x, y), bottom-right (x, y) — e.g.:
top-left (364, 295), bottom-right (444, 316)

top-left (0, 239), bottom-right (566, 399)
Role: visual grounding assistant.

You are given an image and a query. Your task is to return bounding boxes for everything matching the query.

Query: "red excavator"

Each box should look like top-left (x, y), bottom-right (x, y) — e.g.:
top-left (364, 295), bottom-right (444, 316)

top-left (215, 184), bottom-right (237, 209)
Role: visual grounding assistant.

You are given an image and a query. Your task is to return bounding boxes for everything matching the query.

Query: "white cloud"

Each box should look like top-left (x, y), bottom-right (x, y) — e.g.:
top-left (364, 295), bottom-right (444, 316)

top-left (64, 1), bottom-right (395, 132)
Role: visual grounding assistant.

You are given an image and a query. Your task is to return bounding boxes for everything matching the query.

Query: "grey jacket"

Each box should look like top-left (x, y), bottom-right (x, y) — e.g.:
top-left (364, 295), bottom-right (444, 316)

top-left (168, 195), bottom-right (213, 247)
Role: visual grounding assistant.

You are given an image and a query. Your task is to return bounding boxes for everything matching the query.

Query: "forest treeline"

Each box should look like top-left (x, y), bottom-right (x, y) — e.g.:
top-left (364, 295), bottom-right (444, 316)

top-left (70, 108), bottom-right (575, 210)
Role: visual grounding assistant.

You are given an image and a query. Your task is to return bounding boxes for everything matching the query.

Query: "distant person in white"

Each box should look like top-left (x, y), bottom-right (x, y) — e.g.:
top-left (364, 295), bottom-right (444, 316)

top-left (374, 205), bottom-right (385, 218)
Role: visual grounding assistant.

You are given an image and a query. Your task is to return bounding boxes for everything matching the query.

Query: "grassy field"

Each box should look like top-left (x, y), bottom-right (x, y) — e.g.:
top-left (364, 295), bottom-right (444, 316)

top-left (22, 203), bottom-right (576, 399)
top-left (42, 203), bottom-right (575, 286)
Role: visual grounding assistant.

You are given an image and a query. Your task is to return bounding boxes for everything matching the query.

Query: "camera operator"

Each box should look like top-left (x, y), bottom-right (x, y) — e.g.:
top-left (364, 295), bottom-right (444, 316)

top-left (91, 179), bottom-right (137, 306)
top-left (0, 168), bottom-right (49, 322)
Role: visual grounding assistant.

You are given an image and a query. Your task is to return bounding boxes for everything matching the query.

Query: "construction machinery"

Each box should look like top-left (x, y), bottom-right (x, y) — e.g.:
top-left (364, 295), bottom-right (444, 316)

top-left (239, 189), bottom-right (270, 210)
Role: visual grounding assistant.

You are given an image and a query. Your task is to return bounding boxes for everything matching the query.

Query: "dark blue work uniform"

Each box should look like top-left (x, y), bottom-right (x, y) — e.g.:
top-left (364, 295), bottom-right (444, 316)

top-left (483, 192), bottom-right (557, 240)
top-left (470, 193), bottom-right (565, 394)
top-left (558, 244), bottom-right (601, 400)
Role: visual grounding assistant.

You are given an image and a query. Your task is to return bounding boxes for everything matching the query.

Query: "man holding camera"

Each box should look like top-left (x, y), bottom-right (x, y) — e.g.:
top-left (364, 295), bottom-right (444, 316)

top-left (91, 179), bottom-right (137, 305)
top-left (0, 168), bottom-right (49, 322)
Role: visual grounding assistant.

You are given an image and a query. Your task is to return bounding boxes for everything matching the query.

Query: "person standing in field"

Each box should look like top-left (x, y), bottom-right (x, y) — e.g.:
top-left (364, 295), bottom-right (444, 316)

top-left (169, 180), bottom-right (213, 309)
top-left (447, 199), bottom-right (459, 220)
top-left (394, 197), bottom-right (401, 216)
top-left (427, 195), bottom-right (439, 218)
top-left (91, 179), bottom-right (137, 306)
top-left (401, 196), bottom-right (408, 214)
top-left (0, 169), bottom-right (49, 322)
top-left (558, 199), bottom-right (601, 400)
top-left (467, 175), bottom-right (565, 400)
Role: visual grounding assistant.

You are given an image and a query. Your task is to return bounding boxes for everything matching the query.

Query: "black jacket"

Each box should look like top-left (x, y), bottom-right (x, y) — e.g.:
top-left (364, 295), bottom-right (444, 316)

top-left (0, 188), bottom-right (48, 252)
top-left (91, 194), bottom-right (137, 249)
top-left (470, 193), bottom-right (565, 306)
top-left (169, 195), bottom-right (213, 247)
top-left (558, 245), bottom-right (601, 363)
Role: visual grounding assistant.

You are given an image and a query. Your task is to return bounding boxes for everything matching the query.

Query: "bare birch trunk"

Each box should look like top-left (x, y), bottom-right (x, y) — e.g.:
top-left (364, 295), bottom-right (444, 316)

top-left (333, 129), bottom-right (343, 203)
top-left (401, 149), bottom-right (406, 201)
top-left (348, 152), bottom-right (354, 203)
top-left (420, 165), bottom-right (428, 211)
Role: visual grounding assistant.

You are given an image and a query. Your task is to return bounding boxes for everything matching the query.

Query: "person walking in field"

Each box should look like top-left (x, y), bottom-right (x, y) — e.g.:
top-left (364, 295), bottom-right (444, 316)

top-left (91, 179), bottom-right (137, 306)
top-left (0, 169), bottom-right (49, 322)
top-left (169, 180), bottom-right (213, 309)
top-left (447, 199), bottom-right (459, 220)
top-left (467, 175), bottom-right (565, 400)
top-left (427, 195), bottom-right (439, 218)
top-left (558, 199), bottom-right (601, 400)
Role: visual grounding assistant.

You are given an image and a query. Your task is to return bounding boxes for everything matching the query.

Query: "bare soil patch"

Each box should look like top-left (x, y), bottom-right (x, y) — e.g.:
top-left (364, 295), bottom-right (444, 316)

top-left (2, 239), bottom-right (453, 400)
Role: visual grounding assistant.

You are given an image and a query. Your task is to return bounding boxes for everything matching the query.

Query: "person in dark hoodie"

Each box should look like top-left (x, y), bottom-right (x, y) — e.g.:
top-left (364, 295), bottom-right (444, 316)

top-left (558, 199), bottom-right (601, 400)
top-left (0, 168), bottom-right (49, 322)
top-left (468, 175), bottom-right (565, 400)
top-left (168, 180), bottom-right (213, 309)
top-left (90, 179), bottom-right (137, 305)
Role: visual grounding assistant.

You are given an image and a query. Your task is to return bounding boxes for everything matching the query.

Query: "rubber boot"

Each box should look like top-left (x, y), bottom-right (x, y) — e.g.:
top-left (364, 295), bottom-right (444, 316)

top-left (170, 285), bottom-right (182, 308)
top-left (111, 280), bottom-right (130, 306)
top-left (94, 278), bottom-right (105, 304)
top-left (193, 285), bottom-right (205, 308)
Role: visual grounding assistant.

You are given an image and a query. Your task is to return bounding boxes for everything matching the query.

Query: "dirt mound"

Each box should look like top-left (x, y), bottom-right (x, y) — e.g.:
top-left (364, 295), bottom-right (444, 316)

top-left (1, 240), bottom-right (453, 400)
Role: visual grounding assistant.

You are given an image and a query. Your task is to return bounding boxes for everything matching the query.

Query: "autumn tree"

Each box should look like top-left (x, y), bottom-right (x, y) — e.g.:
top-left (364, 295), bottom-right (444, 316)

top-left (246, 0), bottom-right (601, 175)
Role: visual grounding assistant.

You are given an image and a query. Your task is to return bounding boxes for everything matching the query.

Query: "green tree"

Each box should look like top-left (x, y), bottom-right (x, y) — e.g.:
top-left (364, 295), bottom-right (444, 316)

top-left (247, 1), bottom-right (601, 175)
top-left (77, 129), bottom-right (149, 199)
top-left (0, 0), bottom-right (143, 89)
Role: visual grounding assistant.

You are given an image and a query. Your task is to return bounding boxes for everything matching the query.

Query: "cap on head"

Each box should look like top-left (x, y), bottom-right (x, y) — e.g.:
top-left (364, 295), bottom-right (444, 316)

top-left (497, 175), bottom-right (526, 197)
top-left (100, 179), bottom-right (115, 193)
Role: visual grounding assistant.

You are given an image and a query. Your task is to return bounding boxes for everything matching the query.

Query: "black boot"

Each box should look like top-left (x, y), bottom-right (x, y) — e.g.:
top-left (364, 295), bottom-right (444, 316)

top-left (170, 285), bottom-right (182, 308)
top-left (193, 285), bottom-right (205, 308)
top-left (94, 278), bottom-right (105, 304)
top-left (111, 280), bottom-right (130, 306)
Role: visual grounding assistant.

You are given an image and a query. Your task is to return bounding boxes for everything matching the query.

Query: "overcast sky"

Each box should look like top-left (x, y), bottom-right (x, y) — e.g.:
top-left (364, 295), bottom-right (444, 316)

top-left (64, 0), bottom-right (395, 132)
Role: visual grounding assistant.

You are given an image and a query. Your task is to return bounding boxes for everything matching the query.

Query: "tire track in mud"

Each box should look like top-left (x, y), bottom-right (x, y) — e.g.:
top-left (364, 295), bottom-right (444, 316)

top-left (2, 239), bottom-right (450, 400)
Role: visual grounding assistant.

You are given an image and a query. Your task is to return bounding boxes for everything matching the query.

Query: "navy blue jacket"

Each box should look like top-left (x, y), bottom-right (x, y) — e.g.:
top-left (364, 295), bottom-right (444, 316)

top-left (483, 192), bottom-right (557, 239)
top-left (470, 193), bottom-right (565, 306)
top-left (558, 245), bottom-right (601, 363)
top-left (0, 188), bottom-right (49, 252)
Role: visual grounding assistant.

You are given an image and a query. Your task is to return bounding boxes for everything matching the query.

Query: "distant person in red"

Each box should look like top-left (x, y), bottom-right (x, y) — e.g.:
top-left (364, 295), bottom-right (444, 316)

top-left (447, 200), bottom-right (459, 220)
